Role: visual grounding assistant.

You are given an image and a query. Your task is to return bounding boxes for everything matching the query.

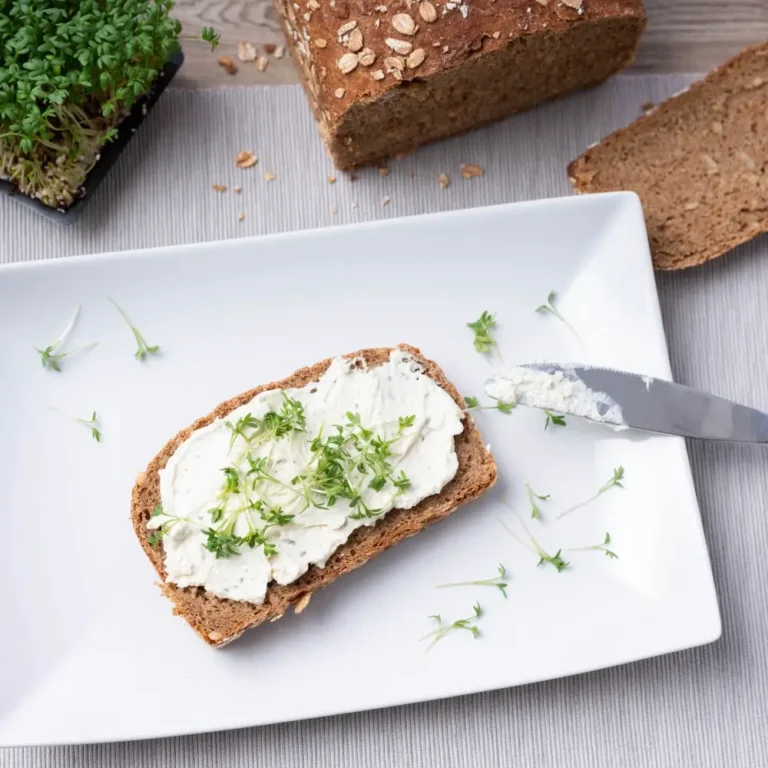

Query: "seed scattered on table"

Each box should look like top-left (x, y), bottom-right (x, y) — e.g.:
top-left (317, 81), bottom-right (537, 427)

top-left (437, 173), bottom-right (450, 189)
top-left (256, 56), bottom-right (269, 72)
top-left (236, 151), bottom-right (258, 169)
top-left (460, 163), bottom-right (484, 179)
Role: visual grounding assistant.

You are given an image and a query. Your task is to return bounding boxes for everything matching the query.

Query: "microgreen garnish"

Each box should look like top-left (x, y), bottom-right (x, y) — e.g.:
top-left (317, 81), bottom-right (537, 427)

top-left (198, 410), bottom-right (416, 558)
top-left (147, 504), bottom-right (187, 546)
top-left (536, 548), bottom-right (569, 572)
top-left (543, 410), bottom-right (567, 429)
top-left (110, 298), bottom-right (160, 361)
top-left (292, 412), bottom-right (416, 521)
top-left (437, 564), bottom-right (508, 598)
top-left (393, 470), bottom-right (411, 492)
top-left (557, 467), bottom-right (625, 520)
top-left (464, 395), bottom-right (515, 414)
top-left (202, 492), bottom-right (294, 560)
top-left (535, 290), bottom-right (580, 341)
top-left (225, 394), bottom-right (306, 451)
top-left (35, 305), bottom-right (97, 372)
top-left (221, 466), bottom-right (240, 494)
top-left (195, 457), bottom-right (299, 559)
top-left (467, 311), bottom-right (497, 355)
top-left (78, 411), bottom-right (102, 442)
top-left (525, 483), bottom-right (550, 520)
top-left (52, 407), bottom-right (102, 442)
top-left (570, 532), bottom-right (619, 560)
top-left (498, 507), bottom-right (569, 573)
top-left (420, 603), bottom-right (483, 652)
top-left (183, 26), bottom-right (220, 51)
top-left (203, 529), bottom-right (243, 559)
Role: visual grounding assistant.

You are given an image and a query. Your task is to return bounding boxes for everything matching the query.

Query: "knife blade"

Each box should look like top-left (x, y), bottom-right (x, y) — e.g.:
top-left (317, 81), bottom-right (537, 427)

top-left (484, 364), bottom-right (768, 444)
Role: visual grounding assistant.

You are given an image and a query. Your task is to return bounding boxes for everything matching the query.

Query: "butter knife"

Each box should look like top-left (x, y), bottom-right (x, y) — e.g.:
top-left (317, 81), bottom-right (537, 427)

top-left (484, 364), bottom-right (768, 443)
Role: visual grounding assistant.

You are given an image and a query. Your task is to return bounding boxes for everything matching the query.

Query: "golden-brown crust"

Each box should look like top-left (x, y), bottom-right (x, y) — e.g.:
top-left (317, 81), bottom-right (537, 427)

top-left (131, 345), bottom-right (497, 647)
top-left (568, 41), bottom-right (768, 271)
top-left (274, 0), bottom-right (645, 125)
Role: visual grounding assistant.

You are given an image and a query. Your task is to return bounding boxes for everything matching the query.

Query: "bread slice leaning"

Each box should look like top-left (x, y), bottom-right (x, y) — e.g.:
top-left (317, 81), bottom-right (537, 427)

top-left (568, 41), bottom-right (768, 271)
top-left (131, 344), bottom-right (497, 647)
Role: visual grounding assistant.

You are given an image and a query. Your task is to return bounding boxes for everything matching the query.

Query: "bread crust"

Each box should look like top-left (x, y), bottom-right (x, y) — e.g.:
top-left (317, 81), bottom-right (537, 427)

top-left (274, 0), bottom-right (646, 168)
top-left (131, 345), bottom-right (497, 647)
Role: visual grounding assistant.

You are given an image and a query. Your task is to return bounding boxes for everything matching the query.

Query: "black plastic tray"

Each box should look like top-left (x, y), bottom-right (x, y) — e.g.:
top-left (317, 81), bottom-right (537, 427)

top-left (0, 51), bottom-right (184, 225)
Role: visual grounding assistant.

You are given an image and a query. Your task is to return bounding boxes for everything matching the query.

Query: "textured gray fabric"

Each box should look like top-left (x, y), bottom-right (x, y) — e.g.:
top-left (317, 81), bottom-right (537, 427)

top-left (2, 75), bottom-right (768, 768)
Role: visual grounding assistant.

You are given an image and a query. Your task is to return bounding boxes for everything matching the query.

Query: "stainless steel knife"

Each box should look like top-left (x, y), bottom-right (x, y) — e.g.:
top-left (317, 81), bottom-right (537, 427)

top-left (484, 364), bottom-right (768, 444)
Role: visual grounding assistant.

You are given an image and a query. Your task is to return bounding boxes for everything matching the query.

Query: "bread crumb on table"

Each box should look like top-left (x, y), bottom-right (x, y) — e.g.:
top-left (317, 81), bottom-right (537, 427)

top-left (237, 211), bottom-right (245, 222)
top-left (381, 195), bottom-right (391, 206)
top-left (237, 41), bottom-right (256, 62)
top-left (265, 171), bottom-right (276, 182)
top-left (217, 56), bottom-right (237, 75)
top-left (212, 184), bottom-right (227, 193)
top-left (437, 173), bottom-right (450, 189)
top-left (294, 594), bottom-right (312, 614)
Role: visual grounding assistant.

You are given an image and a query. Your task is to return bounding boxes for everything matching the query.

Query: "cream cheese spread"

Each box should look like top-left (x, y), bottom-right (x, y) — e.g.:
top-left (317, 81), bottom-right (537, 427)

top-left (150, 350), bottom-right (464, 604)
top-left (485, 366), bottom-right (625, 426)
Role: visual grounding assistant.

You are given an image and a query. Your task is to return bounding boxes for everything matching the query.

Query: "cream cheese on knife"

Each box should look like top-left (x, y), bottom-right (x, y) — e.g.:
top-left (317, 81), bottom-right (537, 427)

top-left (150, 350), bottom-right (464, 604)
top-left (485, 365), bottom-right (625, 426)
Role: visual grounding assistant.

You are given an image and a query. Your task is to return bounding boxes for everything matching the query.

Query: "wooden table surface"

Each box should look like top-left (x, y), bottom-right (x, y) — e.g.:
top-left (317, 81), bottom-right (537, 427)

top-left (171, 0), bottom-right (768, 89)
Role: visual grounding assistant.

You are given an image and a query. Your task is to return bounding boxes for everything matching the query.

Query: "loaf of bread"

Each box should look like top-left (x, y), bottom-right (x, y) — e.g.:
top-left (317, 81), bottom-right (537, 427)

top-left (131, 345), bottom-right (497, 647)
top-left (568, 41), bottom-right (768, 271)
top-left (274, 0), bottom-right (646, 169)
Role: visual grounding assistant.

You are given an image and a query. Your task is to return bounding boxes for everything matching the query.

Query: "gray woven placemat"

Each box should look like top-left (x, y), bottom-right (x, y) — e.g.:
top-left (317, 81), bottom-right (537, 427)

top-left (3, 75), bottom-right (768, 768)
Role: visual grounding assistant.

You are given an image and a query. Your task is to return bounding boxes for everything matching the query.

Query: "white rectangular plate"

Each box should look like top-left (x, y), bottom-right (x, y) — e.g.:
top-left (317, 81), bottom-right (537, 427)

top-left (0, 193), bottom-right (720, 746)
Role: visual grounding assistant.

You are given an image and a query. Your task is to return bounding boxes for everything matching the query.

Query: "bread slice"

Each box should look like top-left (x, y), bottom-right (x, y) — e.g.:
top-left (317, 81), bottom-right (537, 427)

top-left (568, 41), bottom-right (768, 271)
top-left (131, 344), bottom-right (497, 647)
